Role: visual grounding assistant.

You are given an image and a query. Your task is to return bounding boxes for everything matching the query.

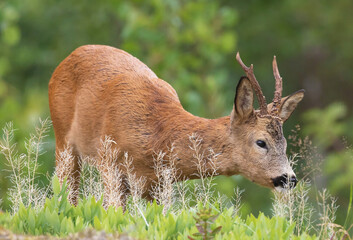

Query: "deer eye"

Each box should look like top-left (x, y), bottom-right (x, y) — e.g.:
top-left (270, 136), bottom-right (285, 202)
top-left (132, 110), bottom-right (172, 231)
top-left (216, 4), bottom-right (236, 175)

top-left (256, 140), bottom-right (267, 149)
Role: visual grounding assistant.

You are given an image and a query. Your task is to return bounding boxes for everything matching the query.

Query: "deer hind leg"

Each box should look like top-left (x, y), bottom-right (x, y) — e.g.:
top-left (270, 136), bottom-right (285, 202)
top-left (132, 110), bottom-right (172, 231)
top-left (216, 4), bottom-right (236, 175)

top-left (55, 144), bottom-right (81, 205)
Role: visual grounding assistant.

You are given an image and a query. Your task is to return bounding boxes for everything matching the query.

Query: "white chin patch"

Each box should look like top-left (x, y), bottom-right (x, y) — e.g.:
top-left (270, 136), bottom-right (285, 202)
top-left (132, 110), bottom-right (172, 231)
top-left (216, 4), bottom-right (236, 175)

top-left (274, 186), bottom-right (288, 193)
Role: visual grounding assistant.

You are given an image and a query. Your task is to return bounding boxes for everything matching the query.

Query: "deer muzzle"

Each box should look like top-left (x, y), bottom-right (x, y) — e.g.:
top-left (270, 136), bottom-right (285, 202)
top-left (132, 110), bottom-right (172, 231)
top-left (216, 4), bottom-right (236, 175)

top-left (272, 174), bottom-right (297, 189)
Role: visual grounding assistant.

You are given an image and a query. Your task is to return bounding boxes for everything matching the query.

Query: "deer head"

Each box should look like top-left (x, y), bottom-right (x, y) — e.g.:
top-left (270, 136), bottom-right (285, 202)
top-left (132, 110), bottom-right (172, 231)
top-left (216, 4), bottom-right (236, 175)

top-left (229, 53), bottom-right (304, 190)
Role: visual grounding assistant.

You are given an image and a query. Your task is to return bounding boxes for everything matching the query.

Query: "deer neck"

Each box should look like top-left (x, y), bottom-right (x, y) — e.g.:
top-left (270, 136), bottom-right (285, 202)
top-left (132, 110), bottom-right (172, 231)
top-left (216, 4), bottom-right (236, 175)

top-left (169, 114), bottom-right (240, 178)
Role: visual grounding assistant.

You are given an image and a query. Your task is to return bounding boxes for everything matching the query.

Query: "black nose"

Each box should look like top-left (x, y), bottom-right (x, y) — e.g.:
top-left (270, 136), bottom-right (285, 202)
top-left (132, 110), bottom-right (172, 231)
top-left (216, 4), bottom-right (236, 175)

top-left (272, 174), bottom-right (298, 188)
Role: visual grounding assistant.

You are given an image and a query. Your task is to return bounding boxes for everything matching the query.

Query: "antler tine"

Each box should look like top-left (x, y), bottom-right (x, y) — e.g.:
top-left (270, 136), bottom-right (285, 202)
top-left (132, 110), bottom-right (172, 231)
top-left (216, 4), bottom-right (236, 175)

top-left (271, 56), bottom-right (283, 115)
top-left (236, 52), bottom-right (268, 115)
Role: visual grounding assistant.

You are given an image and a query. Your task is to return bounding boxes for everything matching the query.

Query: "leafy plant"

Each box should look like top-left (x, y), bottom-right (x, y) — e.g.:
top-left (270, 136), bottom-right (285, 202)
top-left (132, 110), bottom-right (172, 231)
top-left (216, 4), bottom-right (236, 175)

top-left (188, 207), bottom-right (222, 240)
top-left (0, 176), bottom-right (320, 239)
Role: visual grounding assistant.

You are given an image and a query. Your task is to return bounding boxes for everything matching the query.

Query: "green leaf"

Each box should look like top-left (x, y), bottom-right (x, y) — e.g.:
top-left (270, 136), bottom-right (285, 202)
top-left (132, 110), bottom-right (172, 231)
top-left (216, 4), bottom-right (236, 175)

top-left (211, 226), bottom-right (222, 235)
top-left (28, 209), bottom-right (36, 232)
top-left (192, 232), bottom-right (202, 237)
top-left (283, 222), bottom-right (296, 239)
top-left (75, 216), bottom-right (84, 232)
top-left (52, 175), bottom-right (61, 196)
top-left (60, 217), bottom-right (68, 235)
top-left (84, 201), bottom-right (92, 222)
top-left (93, 216), bottom-right (103, 230)
top-left (344, 184), bottom-right (353, 228)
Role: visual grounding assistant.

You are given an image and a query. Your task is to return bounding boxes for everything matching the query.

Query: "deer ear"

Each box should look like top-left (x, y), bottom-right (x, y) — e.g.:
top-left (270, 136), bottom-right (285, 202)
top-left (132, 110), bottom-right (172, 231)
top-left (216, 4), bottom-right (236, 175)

top-left (231, 77), bottom-right (254, 123)
top-left (278, 90), bottom-right (305, 122)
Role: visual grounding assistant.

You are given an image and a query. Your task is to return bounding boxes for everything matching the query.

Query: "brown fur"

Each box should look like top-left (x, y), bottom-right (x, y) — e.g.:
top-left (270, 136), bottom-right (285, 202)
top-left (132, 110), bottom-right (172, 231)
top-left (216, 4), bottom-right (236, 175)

top-left (49, 45), bottom-right (304, 204)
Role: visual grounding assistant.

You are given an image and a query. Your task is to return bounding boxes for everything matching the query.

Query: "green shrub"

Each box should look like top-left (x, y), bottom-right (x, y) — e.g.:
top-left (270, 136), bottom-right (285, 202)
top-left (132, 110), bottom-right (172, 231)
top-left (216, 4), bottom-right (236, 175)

top-left (0, 176), bottom-right (319, 239)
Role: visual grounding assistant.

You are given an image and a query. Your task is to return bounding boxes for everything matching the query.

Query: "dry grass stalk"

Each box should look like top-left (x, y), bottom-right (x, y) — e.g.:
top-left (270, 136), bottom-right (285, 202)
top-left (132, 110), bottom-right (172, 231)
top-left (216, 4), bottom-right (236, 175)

top-left (166, 143), bottom-right (191, 211)
top-left (288, 125), bottom-right (323, 179)
top-left (96, 136), bottom-right (124, 209)
top-left (100, 164), bottom-right (123, 209)
top-left (121, 152), bottom-right (146, 216)
top-left (25, 118), bottom-right (51, 207)
top-left (173, 176), bottom-right (191, 210)
top-left (0, 119), bottom-right (50, 212)
top-left (0, 122), bottom-right (25, 212)
top-left (272, 153), bottom-right (315, 235)
top-left (272, 179), bottom-right (315, 235)
top-left (272, 153), bottom-right (338, 238)
top-left (294, 180), bottom-right (314, 234)
top-left (79, 157), bottom-right (104, 202)
top-left (189, 133), bottom-right (220, 206)
top-left (317, 189), bottom-right (338, 239)
top-left (232, 187), bottom-right (244, 217)
top-left (55, 144), bottom-right (77, 204)
top-left (214, 192), bottom-right (230, 213)
top-left (151, 149), bottom-right (176, 214)
top-left (325, 223), bottom-right (353, 240)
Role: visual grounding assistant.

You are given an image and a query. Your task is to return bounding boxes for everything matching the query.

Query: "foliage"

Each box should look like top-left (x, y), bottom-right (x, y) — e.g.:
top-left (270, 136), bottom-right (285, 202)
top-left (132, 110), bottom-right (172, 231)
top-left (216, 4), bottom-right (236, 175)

top-left (188, 207), bottom-right (222, 240)
top-left (0, 176), bottom-right (317, 239)
top-left (302, 103), bottom-right (353, 224)
top-left (303, 102), bottom-right (347, 148)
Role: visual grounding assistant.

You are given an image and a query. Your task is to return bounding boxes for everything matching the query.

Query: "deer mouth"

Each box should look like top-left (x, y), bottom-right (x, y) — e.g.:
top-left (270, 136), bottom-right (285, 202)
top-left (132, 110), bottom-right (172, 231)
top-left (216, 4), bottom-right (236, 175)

top-left (272, 174), bottom-right (297, 189)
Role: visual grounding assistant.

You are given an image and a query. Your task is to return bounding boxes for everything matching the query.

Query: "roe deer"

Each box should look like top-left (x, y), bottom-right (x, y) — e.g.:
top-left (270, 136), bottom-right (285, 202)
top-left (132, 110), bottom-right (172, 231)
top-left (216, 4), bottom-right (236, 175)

top-left (49, 45), bottom-right (304, 204)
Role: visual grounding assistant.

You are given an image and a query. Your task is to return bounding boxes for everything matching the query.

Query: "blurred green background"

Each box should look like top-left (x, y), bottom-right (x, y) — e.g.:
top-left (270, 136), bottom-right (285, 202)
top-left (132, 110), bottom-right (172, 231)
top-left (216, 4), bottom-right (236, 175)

top-left (1, 0), bottom-right (352, 226)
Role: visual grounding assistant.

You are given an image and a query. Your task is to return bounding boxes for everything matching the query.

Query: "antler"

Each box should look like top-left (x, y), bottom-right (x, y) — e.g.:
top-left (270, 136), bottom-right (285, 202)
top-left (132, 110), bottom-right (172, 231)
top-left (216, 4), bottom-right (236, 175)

top-left (271, 56), bottom-right (283, 115)
top-left (236, 52), bottom-right (268, 115)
